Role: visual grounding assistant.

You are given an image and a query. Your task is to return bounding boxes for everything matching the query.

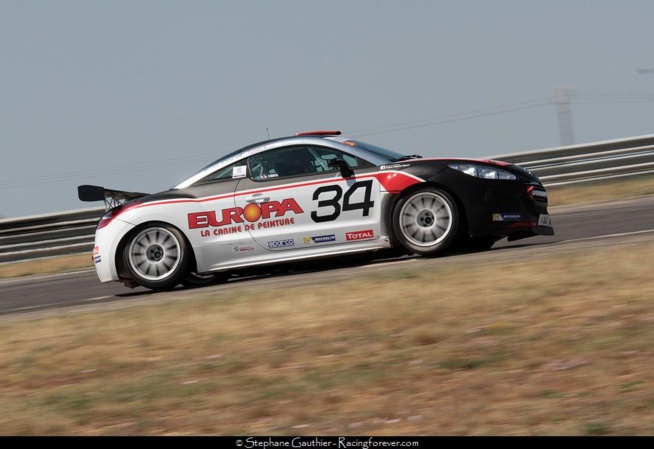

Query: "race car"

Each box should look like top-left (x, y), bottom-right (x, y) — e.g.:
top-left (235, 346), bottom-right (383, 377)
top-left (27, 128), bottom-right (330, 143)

top-left (78, 130), bottom-right (554, 290)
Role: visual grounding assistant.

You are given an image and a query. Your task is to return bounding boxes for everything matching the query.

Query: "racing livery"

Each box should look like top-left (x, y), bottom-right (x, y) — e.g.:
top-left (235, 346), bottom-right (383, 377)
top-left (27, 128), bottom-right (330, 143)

top-left (78, 131), bottom-right (554, 290)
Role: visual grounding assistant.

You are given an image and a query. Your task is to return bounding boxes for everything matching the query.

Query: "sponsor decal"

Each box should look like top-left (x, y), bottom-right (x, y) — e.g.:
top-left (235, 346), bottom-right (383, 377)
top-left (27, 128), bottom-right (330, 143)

top-left (493, 213), bottom-right (522, 222)
top-left (232, 165), bottom-right (247, 178)
top-left (380, 163), bottom-right (410, 170)
top-left (232, 244), bottom-right (256, 253)
top-left (188, 198), bottom-right (303, 234)
top-left (304, 234), bottom-right (336, 244)
top-left (345, 229), bottom-right (375, 241)
top-left (268, 239), bottom-right (294, 249)
top-left (92, 246), bottom-right (101, 263)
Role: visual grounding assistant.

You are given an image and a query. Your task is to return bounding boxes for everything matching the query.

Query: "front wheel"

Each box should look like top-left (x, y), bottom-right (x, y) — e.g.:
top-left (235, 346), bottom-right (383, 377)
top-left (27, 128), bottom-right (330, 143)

top-left (123, 224), bottom-right (190, 290)
top-left (392, 188), bottom-right (459, 256)
top-left (459, 235), bottom-right (500, 252)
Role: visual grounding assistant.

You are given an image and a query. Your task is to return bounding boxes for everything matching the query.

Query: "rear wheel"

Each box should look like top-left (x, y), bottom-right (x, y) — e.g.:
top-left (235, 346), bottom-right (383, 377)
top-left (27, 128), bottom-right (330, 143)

top-left (182, 272), bottom-right (229, 288)
top-left (392, 188), bottom-right (459, 256)
top-left (123, 224), bottom-right (189, 290)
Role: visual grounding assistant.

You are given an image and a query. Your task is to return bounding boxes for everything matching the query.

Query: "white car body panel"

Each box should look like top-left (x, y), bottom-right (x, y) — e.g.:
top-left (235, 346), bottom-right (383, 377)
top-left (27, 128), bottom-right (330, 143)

top-left (93, 218), bottom-right (136, 282)
top-left (92, 172), bottom-right (402, 283)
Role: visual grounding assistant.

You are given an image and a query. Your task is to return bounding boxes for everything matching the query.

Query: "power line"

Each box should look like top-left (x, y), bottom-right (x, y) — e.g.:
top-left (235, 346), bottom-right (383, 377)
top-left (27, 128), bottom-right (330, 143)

top-left (572, 95), bottom-right (654, 104)
top-left (3, 99), bottom-right (554, 190)
top-left (0, 152), bottom-right (219, 189)
top-left (346, 98), bottom-right (552, 138)
top-left (4, 92), bottom-right (654, 189)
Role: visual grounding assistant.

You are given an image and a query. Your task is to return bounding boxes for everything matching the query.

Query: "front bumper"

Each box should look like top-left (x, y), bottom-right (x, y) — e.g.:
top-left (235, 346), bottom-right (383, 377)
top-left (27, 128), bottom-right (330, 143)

top-left (468, 183), bottom-right (555, 240)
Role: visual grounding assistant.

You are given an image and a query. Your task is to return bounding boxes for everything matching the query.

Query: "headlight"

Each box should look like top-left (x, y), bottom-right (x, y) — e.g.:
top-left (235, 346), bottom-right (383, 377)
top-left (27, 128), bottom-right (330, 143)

top-left (448, 164), bottom-right (517, 180)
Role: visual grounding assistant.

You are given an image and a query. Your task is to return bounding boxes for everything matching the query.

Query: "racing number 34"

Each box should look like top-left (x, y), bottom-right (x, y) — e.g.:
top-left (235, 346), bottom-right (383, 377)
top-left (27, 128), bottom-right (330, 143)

top-left (311, 180), bottom-right (374, 223)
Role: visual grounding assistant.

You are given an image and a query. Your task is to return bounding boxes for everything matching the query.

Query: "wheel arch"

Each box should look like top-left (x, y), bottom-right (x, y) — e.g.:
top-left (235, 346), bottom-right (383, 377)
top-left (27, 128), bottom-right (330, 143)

top-left (388, 181), bottom-right (471, 242)
top-left (115, 220), bottom-right (199, 281)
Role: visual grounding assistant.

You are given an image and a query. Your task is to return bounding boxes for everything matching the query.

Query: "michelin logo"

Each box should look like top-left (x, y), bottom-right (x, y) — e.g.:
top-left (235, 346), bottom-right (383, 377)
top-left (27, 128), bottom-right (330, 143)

top-left (493, 213), bottom-right (522, 222)
top-left (310, 234), bottom-right (336, 244)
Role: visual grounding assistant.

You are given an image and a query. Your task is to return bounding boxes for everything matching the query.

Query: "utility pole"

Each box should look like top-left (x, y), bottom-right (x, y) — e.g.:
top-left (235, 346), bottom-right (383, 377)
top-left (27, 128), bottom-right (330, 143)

top-left (553, 85), bottom-right (575, 147)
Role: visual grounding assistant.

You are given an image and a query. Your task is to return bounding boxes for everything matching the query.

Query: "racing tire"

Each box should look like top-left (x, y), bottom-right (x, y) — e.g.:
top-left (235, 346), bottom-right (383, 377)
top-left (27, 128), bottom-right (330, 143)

top-left (392, 187), bottom-right (459, 256)
top-left (182, 272), bottom-right (229, 288)
top-left (123, 224), bottom-right (190, 291)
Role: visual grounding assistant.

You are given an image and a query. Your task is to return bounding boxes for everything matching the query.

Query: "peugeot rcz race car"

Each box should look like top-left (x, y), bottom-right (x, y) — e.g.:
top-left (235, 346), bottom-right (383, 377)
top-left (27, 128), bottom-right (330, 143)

top-left (78, 131), bottom-right (554, 290)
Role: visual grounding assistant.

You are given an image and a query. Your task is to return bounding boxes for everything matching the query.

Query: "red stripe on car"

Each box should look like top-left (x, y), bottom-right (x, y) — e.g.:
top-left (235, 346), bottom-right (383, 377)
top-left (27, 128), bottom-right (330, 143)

top-left (375, 172), bottom-right (422, 193)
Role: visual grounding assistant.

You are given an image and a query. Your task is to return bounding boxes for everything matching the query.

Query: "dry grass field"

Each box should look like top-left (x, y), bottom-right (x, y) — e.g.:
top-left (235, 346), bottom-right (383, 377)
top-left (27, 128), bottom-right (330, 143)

top-left (0, 175), bottom-right (653, 435)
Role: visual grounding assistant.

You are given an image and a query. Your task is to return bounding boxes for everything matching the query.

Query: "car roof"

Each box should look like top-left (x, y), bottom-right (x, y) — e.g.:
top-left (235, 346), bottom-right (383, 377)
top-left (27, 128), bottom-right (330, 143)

top-left (173, 132), bottom-right (395, 189)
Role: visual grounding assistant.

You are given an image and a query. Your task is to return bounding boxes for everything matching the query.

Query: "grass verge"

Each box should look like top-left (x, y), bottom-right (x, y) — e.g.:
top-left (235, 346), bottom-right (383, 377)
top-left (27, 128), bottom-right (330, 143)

top-left (0, 254), bottom-right (91, 280)
top-left (1, 237), bottom-right (653, 435)
top-left (546, 174), bottom-right (654, 206)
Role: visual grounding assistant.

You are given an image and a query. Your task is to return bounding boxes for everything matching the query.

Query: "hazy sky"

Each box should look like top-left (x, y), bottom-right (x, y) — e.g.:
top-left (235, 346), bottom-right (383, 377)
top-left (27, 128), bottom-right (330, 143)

top-left (2, 0), bottom-right (654, 218)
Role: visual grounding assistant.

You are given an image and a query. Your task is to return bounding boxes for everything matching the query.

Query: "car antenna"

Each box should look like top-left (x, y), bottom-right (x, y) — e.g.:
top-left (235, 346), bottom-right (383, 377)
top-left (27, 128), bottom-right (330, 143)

top-left (266, 128), bottom-right (271, 140)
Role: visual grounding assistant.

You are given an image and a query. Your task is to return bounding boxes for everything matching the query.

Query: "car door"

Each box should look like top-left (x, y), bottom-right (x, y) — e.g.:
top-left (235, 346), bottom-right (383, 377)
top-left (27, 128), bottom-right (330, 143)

top-left (181, 161), bottom-right (259, 271)
top-left (233, 144), bottom-right (383, 252)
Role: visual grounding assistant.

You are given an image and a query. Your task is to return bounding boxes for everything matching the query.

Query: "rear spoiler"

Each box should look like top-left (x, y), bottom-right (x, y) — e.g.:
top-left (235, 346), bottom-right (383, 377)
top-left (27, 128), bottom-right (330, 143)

top-left (78, 185), bottom-right (149, 210)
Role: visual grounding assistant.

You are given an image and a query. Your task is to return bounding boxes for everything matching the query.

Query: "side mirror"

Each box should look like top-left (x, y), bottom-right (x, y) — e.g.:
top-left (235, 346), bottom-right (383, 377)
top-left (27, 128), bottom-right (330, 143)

top-left (328, 159), bottom-right (354, 178)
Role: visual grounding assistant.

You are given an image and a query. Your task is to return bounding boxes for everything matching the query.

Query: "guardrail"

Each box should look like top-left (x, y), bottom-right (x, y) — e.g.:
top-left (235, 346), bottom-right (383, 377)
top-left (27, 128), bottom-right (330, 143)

top-left (2, 134), bottom-right (653, 263)
top-left (490, 133), bottom-right (654, 186)
top-left (0, 207), bottom-right (104, 263)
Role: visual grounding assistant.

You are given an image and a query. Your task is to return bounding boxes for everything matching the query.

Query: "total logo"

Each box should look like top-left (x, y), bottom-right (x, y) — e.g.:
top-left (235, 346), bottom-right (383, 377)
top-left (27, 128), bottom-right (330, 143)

top-left (345, 229), bottom-right (375, 241)
top-left (188, 198), bottom-right (303, 229)
top-left (268, 239), bottom-right (295, 249)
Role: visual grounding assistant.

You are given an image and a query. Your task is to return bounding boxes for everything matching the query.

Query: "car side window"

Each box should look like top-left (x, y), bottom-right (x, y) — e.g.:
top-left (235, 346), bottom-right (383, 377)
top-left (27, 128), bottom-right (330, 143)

top-left (248, 145), bottom-right (372, 181)
top-left (196, 162), bottom-right (248, 184)
top-left (248, 154), bottom-right (280, 180)
top-left (311, 146), bottom-right (368, 170)
top-left (248, 146), bottom-right (317, 180)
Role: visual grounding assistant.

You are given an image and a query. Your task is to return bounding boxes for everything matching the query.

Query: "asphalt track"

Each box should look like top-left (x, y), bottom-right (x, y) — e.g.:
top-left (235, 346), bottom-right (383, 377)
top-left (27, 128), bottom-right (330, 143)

top-left (1, 196), bottom-right (652, 317)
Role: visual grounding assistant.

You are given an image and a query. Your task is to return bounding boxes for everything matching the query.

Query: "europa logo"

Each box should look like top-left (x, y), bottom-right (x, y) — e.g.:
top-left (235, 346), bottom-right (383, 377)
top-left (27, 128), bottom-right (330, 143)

top-left (188, 199), bottom-right (303, 229)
